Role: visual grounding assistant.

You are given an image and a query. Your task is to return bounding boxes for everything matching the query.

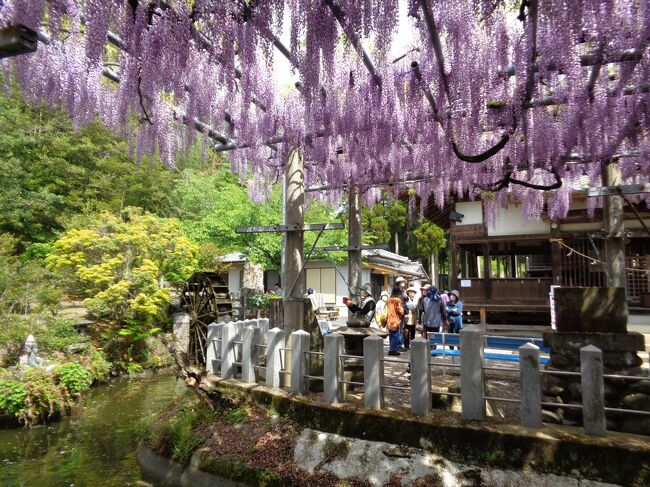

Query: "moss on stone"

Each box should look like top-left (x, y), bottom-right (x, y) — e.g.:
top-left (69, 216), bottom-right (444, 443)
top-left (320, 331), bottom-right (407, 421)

top-left (198, 456), bottom-right (284, 487)
top-left (204, 377), bottom-right (650, 486)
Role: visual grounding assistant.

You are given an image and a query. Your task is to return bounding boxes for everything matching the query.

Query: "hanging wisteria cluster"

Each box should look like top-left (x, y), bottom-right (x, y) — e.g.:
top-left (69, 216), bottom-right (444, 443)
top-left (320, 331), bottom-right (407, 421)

top-left (1, 0), bottom-right (649, 220)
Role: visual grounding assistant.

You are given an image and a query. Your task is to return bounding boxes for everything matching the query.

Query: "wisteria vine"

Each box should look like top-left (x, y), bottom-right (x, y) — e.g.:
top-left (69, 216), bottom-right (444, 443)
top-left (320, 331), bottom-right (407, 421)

top-left (1, 0), bottom-right (649, 221)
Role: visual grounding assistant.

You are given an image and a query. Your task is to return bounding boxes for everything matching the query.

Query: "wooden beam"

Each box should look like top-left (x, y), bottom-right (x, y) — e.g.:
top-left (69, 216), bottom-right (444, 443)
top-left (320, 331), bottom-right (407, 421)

top-left (586, 184), bottom-right (650, 197)
top-left (235, 223), bottom-right (344, 233)
top-left (313, 244), bottom-right (389, 252)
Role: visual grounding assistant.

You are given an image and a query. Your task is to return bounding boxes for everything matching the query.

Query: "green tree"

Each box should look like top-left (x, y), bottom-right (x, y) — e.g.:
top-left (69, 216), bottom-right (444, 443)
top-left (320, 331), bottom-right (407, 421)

top-left (0, 234), bottom-right (62, 316)
top-left (361, 195), bottom-right (408, 249)
top-left (45, 209), bottom-right (198, 324)
top-left (0, 94), bottom-right (177, 245)
top-left (411, 220), bottom-right (446, 260)
top-left (173, 166), bottom-right (348, 270)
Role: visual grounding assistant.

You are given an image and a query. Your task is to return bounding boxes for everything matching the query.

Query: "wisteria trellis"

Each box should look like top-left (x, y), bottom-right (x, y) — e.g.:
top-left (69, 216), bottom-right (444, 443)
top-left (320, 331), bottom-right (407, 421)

top-left (1, 0), bottom-right (649, 220)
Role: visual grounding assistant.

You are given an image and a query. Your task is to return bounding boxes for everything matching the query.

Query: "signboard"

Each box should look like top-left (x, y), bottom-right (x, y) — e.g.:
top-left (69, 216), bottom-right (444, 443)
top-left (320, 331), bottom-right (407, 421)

top-left (549, 285), bottom-right (560, 330)
top-left (460, 279), bottom-right (472, 288)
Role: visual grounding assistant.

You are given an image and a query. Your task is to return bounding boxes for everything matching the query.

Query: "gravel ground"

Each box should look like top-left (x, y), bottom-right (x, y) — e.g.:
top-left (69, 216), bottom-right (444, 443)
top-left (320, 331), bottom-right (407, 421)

top-left (307, 343), bottom-right (523, 422)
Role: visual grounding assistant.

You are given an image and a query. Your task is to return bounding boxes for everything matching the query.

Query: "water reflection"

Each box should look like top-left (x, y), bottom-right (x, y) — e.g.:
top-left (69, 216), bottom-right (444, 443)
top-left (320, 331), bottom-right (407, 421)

top-left (0, 372), bottom-right (186, 487)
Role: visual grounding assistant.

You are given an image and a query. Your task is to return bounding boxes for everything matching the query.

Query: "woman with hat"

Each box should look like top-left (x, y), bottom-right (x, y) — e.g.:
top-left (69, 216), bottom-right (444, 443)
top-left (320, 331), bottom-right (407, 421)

top-left (446, 289), bottom-right (463, 334)
top-left (343, 283), bottom-right (376, 326)
top-left (403, 287), bottom-right (418, 350)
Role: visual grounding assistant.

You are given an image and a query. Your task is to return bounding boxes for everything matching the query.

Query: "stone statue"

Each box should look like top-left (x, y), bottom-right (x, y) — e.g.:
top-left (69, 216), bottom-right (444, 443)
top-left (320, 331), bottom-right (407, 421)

top-left (19, 334), bottom-right (44, 367)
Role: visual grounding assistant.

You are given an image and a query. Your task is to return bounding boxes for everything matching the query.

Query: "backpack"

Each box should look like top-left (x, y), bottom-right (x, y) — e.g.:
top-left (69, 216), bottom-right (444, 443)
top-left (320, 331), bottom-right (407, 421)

top-left (375, 306), bottom-right (387, 326)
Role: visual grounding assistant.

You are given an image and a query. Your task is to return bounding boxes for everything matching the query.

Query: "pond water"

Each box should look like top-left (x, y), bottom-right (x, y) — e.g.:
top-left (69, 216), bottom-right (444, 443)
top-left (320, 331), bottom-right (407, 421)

top-left (0, 372), bottom-right (186, 487)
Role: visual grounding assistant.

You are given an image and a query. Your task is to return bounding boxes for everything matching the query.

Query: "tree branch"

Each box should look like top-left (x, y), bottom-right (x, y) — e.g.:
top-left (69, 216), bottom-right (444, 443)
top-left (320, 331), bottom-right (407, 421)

top-left (161, 335), bottom-right (215, 409)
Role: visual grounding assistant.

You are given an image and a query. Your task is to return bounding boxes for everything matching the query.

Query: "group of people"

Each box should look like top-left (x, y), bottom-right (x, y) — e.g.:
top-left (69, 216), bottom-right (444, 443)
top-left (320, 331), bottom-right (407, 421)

top-left (345, 277), bottom-right (463, 357)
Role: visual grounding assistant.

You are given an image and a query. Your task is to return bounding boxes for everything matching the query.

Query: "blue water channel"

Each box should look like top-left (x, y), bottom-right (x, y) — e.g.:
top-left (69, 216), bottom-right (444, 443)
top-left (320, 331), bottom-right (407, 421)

top-left (0, 372), bottom-right (186, 487)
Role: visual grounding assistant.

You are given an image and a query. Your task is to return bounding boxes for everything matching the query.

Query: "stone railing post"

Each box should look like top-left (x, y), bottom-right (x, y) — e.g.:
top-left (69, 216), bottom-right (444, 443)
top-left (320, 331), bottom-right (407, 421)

top-left (324, 333), bottom-right (344, 404)
top-left (519, 343), bottom-right (542, 428)
top-left (460, 325), bottom-right (485, 420)
top-left (290, 330), bottom-right (310, 394)
top-left (172, 312), bottom-right (191, 354)
top-left (205, 323), bottom-right (224, 375)
top-left (258, 318), bottom-right (270, 335)
top-left (265, 327), bottom-right (285, 389)
top-left (363, 335), bottom-right (384, 409)
top-left (206, 322), bottom-right (224, 375)
top-left (411, 337), bottom-right (431, 415)
top-left (221, 322), bottom-right (238, 379)
top-left (581, 344), bottom-right (607, 436)
top-left (241, 324), bottom-right (261, 383)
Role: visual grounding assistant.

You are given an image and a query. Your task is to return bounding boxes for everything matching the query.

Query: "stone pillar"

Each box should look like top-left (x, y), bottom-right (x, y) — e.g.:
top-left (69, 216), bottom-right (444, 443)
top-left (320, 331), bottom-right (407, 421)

top-left (581, 345), bottom-right (607, 436)
top-left (411, 338), bottom-right (431, 415)
top-left (172, 312), bottom-right (191, 354)
top-left (265, 327), bottom-right (285, 389)
top-left (221, 322), bottom-right (238, 379)
top-left (519, 343), bottom-right (542, 428)
top-left (206, 322), bottom-right (224, 375)
top-left (241, 324), bottom-right (260, 384)
top-left (324, 333), bottom-right (344, 404)
top-left (460, 325), bottom-right (485, 420)
top-left (290, 330), bottom-right (310, 394)
top-left (363, 335), bottom-right (384, 409)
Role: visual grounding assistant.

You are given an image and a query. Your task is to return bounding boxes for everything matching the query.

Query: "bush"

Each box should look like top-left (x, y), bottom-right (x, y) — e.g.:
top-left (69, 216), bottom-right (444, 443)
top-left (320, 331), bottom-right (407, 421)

top-left (0, 379), bottom-right (26, 418)
top-left (22, 367), bottom-right (71, 425)
top-left (55, 362), bottom-right (92, 394)
top-left (149, 398), bottom-right (216, 464)
top-left (40, 317), bottom-right (87, 353)
top-left (88, 350), bottom-right (112, 382)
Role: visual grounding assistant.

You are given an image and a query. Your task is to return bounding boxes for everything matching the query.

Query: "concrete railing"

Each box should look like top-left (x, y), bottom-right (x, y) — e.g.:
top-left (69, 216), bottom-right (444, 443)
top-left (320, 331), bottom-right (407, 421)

top-left (205, 322), bottom-right (649, 437)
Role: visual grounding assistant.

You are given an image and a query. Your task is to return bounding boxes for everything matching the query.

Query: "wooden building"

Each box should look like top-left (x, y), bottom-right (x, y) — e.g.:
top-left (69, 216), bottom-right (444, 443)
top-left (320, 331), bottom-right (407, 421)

top-left (221, 249), bottom-right (427, 320)
top-left (440, 196), bottom-right (650, 326)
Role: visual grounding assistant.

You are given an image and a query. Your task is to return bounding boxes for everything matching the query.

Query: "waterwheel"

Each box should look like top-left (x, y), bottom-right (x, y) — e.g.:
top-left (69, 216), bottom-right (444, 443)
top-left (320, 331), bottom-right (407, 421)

top-left (180, 272), bottom-right (233, 365)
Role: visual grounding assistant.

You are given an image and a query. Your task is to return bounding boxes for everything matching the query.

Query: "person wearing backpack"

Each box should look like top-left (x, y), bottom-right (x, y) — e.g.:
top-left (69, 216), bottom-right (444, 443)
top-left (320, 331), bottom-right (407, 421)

top-left (386, 286), bottom-right (405, 356)
top-left (373, 290), bottom-right (389, 330)
top-left (421, 285), bottom-right (449, 335)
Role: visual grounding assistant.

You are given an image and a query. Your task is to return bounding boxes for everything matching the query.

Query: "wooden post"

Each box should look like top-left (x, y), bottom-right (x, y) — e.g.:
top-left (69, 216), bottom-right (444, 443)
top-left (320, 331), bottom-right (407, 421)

top-left (483, 242), bottom-right (491, 300)
top-left (550, 224), bottom-right (562, 286)
top-left (283, 149), bottom-right (304, 386)
top-left (348, 185), bottom-right (362, 300)
top-left (283, 148), bottom-right (305, 334)
top-left (603, 161), bottom-right (627, 292)
top-left (430, 251), bottom-right (438, 288)
top-left (450, 240), bottom-right (458, 291)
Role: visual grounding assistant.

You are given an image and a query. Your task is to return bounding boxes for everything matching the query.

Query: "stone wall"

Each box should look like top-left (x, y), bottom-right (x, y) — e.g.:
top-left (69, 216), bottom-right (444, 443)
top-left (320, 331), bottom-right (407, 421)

top-left (542, 331), bottom-right (650, 434)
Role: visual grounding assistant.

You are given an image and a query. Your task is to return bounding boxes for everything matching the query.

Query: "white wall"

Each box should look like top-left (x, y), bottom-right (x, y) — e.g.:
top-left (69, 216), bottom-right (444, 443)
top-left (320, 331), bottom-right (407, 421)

top-left (228, 267), bottom-right (242, 295)
top-left (304, 260), bottom-right (372, 319)
top-left (455, 201), bottom-right (483, 225)
top-left (488, 204), bottom-right (551, 236)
